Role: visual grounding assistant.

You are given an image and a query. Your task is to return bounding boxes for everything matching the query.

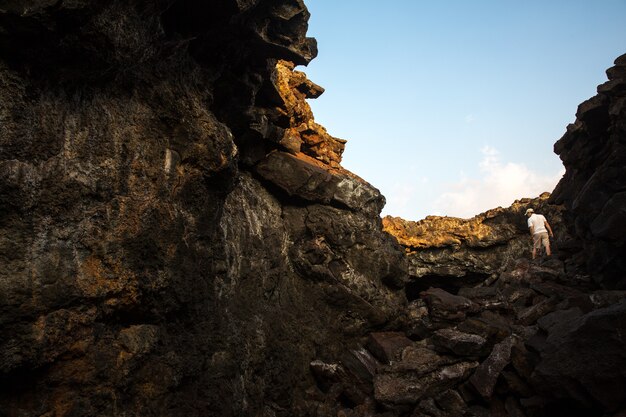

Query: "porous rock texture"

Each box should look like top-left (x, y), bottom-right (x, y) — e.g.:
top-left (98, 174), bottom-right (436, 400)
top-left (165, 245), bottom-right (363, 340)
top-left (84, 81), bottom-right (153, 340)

top-left (0, 1), bottom-right (407, 416)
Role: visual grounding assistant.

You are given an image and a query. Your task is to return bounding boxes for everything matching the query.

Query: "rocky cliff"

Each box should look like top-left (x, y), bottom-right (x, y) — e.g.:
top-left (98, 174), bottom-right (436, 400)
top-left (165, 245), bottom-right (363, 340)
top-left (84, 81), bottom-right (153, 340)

top-left (1, 1), bottom-right (625, 417)
top-left (550, 53), bottom-right (626, 289)
top-left (0, 1), bottom-right (407, 416)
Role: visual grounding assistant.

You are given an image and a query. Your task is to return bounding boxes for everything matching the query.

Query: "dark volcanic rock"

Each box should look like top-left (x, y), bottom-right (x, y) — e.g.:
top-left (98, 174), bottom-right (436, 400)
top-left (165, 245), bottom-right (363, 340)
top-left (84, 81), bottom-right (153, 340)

top-left (366, 332), bottom-right (414, 364)
top-left (0, 1), bottom-right (408, 416)
top-left (531, 300), bottom-right (626, 411)
top-left (374, 361), bottom-right (478, 406)
top-left (431, 328), bottom-right (488, 357)
top-left (2, 1), bottom-right (626, 416)
top-left (551, 53), bottom-right (626, 289)
top-left (469, 335), bottom-right (517, 399)
top-left (420, 287), bottom-right (479, 322)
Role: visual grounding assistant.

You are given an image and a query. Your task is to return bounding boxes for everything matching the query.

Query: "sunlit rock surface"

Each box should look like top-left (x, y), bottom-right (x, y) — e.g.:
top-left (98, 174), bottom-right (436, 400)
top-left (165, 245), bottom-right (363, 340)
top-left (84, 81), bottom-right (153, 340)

top-left (382, 194), bottom-right (568, 295)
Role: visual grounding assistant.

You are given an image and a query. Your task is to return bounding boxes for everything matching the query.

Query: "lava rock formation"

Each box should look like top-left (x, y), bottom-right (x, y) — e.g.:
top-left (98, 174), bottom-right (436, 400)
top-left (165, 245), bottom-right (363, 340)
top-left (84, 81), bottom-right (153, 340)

top-left (1, 1), bottom-right (625, 417)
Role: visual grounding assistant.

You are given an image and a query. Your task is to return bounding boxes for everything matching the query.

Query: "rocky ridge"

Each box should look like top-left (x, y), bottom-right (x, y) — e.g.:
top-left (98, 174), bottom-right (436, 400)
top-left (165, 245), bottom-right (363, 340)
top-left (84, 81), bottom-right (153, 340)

top-left (550, 53), bottom-right (626, 289)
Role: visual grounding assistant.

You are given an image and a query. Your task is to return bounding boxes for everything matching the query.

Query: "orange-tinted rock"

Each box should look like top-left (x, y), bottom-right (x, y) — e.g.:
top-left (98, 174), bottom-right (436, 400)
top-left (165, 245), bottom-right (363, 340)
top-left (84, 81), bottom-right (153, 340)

top-left (274, 60), bottom-right (347, 166)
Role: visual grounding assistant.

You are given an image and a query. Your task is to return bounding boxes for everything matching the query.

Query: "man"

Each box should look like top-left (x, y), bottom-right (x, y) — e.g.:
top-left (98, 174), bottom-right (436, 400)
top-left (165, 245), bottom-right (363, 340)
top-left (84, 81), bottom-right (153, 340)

top-left (525, 208), bottom-right (554, 260)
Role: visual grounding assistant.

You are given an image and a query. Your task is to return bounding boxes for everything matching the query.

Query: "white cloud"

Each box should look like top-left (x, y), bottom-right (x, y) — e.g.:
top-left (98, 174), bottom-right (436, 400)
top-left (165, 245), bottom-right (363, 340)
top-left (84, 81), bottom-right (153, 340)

top-left (464, 114), bottom-right (475, 123)
top-left (433, 146), bottom-right (564, 219)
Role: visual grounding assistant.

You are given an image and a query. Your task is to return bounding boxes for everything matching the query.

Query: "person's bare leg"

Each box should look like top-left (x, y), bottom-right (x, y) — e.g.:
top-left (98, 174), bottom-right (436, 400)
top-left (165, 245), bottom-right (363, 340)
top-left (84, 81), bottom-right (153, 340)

top-left (544, 234), bottom-right (551, 257)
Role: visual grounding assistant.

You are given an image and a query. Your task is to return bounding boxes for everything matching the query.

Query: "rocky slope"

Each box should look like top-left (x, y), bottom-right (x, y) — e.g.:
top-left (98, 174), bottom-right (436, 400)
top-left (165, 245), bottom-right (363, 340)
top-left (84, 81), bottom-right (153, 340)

top-left (342, 56), bottom-right (626, 417)
top-left (1, 1), bottom-right (625, 417)
top-left (309, 188), bottom-right (625, 417)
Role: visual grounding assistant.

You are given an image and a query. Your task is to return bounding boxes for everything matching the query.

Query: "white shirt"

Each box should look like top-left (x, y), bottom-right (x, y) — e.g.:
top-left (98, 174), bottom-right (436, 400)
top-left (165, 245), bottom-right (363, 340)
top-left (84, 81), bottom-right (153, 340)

top-left (527, 214), bottom-right (547, 234)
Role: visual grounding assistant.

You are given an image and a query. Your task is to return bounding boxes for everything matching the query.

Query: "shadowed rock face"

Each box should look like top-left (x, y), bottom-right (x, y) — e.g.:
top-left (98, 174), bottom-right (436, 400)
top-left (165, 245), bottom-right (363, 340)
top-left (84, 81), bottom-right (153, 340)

top-left (0, 1), bottom-right (407, 416)
top-left (551, 53), bottom-right (626, 289)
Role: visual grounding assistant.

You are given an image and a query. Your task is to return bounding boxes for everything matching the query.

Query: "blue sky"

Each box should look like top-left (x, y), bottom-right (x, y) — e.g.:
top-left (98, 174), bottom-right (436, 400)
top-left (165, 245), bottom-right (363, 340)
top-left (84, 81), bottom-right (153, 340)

top-left (301, 1), bottom-right (626, 220)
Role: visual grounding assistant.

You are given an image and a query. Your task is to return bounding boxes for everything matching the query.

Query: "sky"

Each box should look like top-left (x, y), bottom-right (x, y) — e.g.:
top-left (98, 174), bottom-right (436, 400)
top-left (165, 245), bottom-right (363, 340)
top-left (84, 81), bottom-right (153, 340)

top-left (301, 1), bottom-right (626, 221)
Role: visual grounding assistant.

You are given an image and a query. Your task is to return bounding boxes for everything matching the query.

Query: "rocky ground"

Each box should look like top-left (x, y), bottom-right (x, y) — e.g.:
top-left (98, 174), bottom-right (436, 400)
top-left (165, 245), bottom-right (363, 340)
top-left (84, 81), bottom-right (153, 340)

top-left (308, 195), bottom-right (626, 417)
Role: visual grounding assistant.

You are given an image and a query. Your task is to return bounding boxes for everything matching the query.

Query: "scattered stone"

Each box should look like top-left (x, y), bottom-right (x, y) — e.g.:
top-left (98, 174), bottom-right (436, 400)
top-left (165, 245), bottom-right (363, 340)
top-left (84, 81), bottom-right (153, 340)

top-left (470, 336), bottom-right (517, 399)
top-left (393, 345), bottom-right (459, 375)
top-left (457, 313), bottom-right (512, 345)
top-left (406, 299), bottom-right (435, 339)
top-left (516, 297), bottom-right (559, 325)
top-left (341, 348), bottom-right (381, 385)
top-left (431, 328), bottom-right (488, 357)
top-left (310, 360), bottom-right (348, 391)
top-left (366, 332), bottom-right (414, 364)
top-left (420, 288), bottom-right (479, 322)
top-left (374, 361), bottom-right (478, 405)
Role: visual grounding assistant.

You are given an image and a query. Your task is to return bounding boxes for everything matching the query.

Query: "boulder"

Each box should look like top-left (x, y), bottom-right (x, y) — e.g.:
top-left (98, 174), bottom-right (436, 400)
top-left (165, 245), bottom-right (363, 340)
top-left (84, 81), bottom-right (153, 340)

top-left (392, 345), bottom-right (459, 375)
top-left (366, 332), bottom-right (414, 364)
top-left (531, 300), bottom-right (626, 411)
top-left (374, 361), bottom-right (478, 405)
top-left (431, 328), bottom-right (488, 357)
top-left (469, 335), bottom-right (517, 399)
top-left (420, 288), bottom-right (479, 322)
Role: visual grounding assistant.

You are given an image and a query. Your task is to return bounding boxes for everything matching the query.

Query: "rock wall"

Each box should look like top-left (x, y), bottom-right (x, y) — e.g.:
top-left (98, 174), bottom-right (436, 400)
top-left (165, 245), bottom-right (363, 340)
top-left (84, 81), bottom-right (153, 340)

top-left (0, 1), bottom-right (407, 416)
top-left (550, 53), bottom-right (626, 289)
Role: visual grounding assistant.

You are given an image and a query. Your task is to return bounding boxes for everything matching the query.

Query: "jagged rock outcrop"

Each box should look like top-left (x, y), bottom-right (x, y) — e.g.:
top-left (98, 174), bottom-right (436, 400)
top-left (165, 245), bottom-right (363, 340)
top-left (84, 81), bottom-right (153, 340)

top-left (551, 53), bottom-right (626, 289)
top-left (382, 194), bottom-right (570, 297)
top-left (0, 1), bottom-right (407, 416)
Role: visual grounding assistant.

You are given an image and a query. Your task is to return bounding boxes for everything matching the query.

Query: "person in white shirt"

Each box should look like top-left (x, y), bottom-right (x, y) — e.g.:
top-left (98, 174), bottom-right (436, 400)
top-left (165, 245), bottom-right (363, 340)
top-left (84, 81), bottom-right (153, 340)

top-left (525, 208), bottom-right (554, 260)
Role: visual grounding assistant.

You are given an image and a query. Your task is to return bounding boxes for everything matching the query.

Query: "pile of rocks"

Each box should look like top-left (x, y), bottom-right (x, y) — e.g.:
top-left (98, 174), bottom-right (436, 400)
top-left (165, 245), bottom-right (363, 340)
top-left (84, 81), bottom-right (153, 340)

top-left (309, 255), bottom-right (626, 417)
